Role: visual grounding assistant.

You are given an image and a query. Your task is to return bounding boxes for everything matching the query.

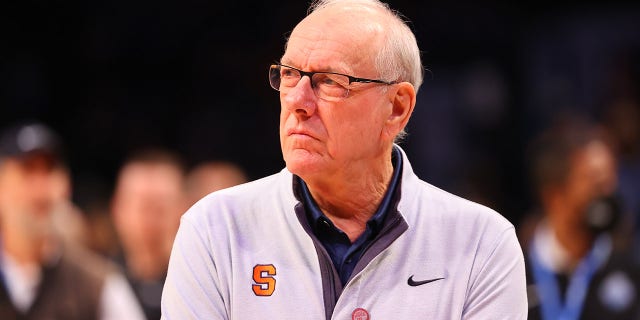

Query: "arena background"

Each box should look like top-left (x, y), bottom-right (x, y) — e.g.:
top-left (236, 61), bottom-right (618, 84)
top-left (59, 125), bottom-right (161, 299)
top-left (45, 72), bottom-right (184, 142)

top-left (2, 0), bottom-right (639, 226)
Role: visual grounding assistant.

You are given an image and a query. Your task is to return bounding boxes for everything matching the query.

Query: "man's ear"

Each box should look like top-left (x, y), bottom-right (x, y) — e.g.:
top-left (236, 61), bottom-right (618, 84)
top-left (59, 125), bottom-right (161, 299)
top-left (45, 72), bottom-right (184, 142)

top-left (385, 82), bottom-right (416, 137)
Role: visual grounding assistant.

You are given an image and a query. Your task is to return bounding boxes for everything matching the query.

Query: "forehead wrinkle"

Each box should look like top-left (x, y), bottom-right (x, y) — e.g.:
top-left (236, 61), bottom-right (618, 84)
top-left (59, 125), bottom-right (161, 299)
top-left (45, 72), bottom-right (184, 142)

top-left (283, 29), bottom-right (355, 75)
top-left (283, 6), bottom-right (386, 78)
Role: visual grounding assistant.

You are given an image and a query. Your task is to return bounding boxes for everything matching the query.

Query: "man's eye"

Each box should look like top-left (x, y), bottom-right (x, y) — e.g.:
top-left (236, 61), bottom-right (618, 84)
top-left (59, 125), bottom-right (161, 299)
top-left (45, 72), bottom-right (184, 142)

top-left (281, 69), bottom-right (298, 78)
top-left (321, 77), bottom-right (337, 86)
top-left (317, 74), bottom-right (344, 87)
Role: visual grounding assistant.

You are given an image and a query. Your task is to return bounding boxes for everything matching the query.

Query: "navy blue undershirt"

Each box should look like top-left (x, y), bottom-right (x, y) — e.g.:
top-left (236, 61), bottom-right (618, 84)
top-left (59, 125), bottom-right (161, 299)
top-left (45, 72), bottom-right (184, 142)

top-left (298, 146), bottom-right (403, 285)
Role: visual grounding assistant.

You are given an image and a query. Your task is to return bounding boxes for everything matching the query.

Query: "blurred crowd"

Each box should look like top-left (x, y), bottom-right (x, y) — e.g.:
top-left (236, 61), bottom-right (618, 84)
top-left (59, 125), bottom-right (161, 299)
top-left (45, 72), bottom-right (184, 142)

top-left (0, 123), bottom-right (247, 319)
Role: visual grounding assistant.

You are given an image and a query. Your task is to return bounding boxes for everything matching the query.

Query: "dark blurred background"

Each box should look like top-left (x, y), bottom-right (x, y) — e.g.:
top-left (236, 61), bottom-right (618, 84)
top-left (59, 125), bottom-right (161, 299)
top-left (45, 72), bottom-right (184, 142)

top-left (1, 0), bottom-right (639, 227)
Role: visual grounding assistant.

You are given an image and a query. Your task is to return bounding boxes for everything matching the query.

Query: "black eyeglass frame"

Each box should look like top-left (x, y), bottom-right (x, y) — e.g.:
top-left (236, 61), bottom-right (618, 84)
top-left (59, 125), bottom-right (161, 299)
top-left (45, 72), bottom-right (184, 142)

top-left (271, 63), bottom-right (398, 88)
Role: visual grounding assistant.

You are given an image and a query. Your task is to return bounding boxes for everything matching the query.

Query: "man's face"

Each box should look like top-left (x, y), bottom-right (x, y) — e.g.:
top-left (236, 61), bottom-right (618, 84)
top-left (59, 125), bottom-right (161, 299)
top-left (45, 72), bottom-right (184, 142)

top-left (562, 141), bottom-right (617, 225)
top-left (279, 7), bottom-right (396, 181)
top-left (112, 163), bottom-right (186, 252)
top-left (0, 155), bottom-right (69, 238)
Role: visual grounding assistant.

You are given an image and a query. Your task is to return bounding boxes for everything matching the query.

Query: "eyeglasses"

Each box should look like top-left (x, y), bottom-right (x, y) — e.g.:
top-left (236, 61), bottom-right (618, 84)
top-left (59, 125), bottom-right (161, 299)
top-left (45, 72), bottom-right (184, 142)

top-left (269, 64), bottom-right (396, 101)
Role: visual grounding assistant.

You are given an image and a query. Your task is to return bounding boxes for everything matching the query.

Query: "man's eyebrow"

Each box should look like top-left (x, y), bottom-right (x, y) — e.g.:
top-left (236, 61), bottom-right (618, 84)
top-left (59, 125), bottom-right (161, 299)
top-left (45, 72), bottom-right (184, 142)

top-left (279, 59), bottom-right (351, 75)
top-left (279, 57), bottom-right (351, 74)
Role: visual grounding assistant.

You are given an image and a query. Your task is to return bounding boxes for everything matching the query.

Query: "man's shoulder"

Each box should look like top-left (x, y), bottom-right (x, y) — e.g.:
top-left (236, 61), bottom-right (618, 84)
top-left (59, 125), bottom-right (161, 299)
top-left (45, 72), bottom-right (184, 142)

top-left (182, 169), bottom-right (295, 224)
top-left (190, 170), bottom-right (284, 204)
top-left (399, 150), bottom-right (513, 232)
top-left (43, 245), bottom-right (119, 297)
top-left (60, 245), bottom-right (119, 280)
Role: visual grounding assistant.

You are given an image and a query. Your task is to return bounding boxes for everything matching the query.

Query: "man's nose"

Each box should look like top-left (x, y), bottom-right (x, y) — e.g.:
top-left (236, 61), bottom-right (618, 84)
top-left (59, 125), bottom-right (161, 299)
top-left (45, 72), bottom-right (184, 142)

top-left (282, 76), bottom-right (318, 117)
top-left (27, 175), bottom-right (59, 215)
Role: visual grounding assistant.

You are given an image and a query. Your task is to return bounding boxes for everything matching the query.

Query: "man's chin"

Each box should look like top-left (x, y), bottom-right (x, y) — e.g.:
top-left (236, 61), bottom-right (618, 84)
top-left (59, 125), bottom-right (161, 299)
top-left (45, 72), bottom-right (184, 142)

top-left (19, 221), bottom-right (55, 241)
top-left (284, 154), bottom-right (325, 178)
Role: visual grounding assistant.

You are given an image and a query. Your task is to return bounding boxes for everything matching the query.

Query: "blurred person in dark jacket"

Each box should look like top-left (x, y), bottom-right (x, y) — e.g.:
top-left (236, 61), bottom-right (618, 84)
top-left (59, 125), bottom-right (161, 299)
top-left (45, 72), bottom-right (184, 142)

top-left (0, 121), bottom-right (144, 320)
top-left (111, 149), bottom-right (187, 320)
top-left (522, 118), bottom-right (640, 320)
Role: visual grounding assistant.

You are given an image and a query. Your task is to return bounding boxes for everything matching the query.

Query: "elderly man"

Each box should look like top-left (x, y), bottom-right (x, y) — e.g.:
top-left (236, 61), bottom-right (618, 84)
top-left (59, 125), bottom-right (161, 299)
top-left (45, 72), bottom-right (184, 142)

top-left (161, 0), bottom-right (527, 319)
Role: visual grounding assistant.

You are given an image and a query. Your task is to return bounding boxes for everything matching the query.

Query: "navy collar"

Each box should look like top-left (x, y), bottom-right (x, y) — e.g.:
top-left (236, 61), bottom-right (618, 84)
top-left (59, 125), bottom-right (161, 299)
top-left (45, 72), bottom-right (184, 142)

top-left (296, 146), bottom-right (403, 236)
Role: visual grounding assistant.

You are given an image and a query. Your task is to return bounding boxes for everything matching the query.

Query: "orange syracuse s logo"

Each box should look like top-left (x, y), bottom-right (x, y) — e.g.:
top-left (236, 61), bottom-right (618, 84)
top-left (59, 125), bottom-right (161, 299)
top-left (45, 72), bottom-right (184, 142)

top-left (252, 264), bottom-right (277, 296)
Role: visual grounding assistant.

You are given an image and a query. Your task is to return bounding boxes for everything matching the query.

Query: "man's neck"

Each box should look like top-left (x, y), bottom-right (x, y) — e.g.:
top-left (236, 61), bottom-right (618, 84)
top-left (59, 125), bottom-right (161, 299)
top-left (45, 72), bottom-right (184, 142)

top-left (550, 217), bottom-right (594, 269)
top-left (2, 230), bottom-right (51, 266)
top-left (124, 245), bottom-right (170, 281)
top-left (303, 154), bottom-right (394, 242)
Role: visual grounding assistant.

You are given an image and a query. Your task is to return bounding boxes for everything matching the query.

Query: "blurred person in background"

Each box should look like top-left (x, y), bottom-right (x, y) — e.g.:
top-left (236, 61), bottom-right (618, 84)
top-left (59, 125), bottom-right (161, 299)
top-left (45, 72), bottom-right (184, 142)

top-left (185, 161), bottom-right (247, 206)
top-left (522, 117), bottom-right (640, 319)
top-left (0, 121), bottom-right (144, 320)
top-left (111, 149), bottom-right (187, 320)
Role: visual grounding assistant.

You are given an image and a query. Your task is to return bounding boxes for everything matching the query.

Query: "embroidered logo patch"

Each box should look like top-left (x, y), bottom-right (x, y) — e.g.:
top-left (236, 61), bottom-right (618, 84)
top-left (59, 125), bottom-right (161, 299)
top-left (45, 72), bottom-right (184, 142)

top-left (352, 308), bottom-right (370, 320)
top-left (252, 264), bottom-right (277, 296)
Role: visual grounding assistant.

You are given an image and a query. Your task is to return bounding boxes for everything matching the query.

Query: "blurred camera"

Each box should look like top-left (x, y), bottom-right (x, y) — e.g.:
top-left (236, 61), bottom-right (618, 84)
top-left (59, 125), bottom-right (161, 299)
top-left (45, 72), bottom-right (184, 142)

top-left (584, 195), bottom-right (622, 234)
